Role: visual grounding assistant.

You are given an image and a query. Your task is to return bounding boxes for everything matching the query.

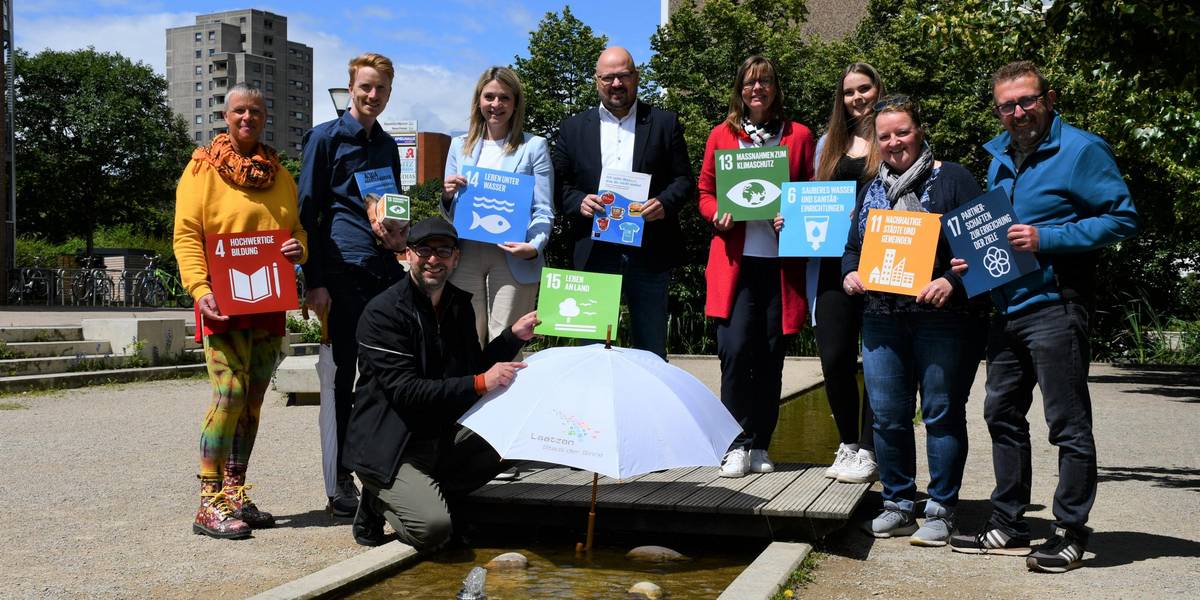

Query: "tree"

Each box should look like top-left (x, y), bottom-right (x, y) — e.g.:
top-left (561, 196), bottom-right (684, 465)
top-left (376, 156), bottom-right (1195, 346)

top-left (13, 48), bottom-right (193, 252)
top-left (511, 6), bottom-right (608, 142)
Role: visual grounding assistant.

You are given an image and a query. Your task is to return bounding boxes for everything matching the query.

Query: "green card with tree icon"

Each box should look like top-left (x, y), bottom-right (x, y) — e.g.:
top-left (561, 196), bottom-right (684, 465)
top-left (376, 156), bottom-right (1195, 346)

top-left (534, 268), bottom-right (622, 340)
top-left (714, 146), bottom-right (790, 221)
top-left (381, 193), bottom-right (410, 221)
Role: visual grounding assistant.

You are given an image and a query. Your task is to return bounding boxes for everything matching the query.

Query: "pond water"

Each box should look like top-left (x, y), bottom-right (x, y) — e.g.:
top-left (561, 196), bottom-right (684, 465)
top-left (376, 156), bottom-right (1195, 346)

top-left (350, 381), bottom-right (858, 599)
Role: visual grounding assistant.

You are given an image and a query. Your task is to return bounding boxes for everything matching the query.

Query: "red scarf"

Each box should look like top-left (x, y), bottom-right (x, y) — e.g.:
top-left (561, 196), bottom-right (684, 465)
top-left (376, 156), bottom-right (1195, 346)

top-left (191, 133), bottom-right (279, 189)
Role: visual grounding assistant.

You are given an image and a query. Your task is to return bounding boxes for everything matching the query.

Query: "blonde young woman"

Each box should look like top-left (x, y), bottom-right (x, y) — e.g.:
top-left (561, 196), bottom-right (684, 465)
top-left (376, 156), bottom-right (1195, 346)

top-left (811, 63), bottom-right (886, 484)
top-left (442, 66), bottom-right (553, 347)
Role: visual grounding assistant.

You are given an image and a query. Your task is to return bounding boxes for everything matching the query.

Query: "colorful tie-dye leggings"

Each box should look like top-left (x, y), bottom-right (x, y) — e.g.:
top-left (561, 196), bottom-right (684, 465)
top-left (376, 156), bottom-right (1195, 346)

top-left (198, 328), bottom-right (282, 480)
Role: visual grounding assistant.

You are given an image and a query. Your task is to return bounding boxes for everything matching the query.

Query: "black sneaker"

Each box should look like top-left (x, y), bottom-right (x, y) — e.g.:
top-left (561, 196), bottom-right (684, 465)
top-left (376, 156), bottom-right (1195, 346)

top-left (1026, 527), bottom-right (1085, 573)
top-left (326, 476), bottom-right (360, 519)
top-left (950, 527), bottom-right (1032, 556)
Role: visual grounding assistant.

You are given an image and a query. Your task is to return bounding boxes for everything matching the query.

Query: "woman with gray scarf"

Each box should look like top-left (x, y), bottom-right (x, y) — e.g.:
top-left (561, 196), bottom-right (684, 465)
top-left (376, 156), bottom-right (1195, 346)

top-left (841, 96), bottom-right (989, 546)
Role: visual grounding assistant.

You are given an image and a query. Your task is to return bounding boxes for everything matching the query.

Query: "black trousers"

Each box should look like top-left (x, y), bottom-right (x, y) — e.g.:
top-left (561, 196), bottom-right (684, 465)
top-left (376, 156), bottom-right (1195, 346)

top-left (328, 266), bottom-right (396, 478)
top-left (717, 257), bottom-right (786, 451)
top-left (984, 302), bottom-right (1096, 544)
top-left (813, 256), bottom-right (873, 448)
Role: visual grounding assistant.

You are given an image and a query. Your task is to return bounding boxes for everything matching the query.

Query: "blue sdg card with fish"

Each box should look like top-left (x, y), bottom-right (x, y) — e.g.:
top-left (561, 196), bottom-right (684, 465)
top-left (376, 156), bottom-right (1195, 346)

top-left (453, 166), bottom-right (533, 245)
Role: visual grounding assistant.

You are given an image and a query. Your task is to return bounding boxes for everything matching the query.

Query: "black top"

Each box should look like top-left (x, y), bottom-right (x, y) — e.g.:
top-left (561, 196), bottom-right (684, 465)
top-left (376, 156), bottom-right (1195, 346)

top-left (832, 154), bottom-right (869, 184)
top-left (817, 154), bottom-right (871, 291)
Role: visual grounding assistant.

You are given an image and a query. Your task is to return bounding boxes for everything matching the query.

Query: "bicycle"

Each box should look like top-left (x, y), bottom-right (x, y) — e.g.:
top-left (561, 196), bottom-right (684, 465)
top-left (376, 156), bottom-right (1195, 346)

top-left (71, 254), bottom-right (115, 305)
top-left (7, 256), bottom-right (52, 305)
top-left (133, 255), bottom-right (194, 308)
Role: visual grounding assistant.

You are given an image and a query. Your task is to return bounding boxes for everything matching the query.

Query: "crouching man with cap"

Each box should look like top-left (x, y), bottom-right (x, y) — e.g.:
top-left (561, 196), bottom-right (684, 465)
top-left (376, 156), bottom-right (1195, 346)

top-left (342, 217), bottom-right (538, 551)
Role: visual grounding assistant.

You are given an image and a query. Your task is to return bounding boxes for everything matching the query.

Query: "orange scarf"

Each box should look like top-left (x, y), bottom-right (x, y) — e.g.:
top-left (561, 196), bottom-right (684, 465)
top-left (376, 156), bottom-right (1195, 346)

top-left (191, 133), bottom-right (280, 189)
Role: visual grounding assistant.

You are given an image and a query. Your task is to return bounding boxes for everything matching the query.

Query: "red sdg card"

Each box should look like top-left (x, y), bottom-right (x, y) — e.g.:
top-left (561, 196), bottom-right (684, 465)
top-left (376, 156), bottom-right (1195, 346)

top-left (205, 229), bottom-right (298, 316)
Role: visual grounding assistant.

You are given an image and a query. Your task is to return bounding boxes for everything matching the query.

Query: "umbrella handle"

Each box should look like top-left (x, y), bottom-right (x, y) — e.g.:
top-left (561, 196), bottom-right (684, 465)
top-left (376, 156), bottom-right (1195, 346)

top-left (577, 473), bottom-right (599, 553)
top-left (604, 324), bottom-right (612, 350)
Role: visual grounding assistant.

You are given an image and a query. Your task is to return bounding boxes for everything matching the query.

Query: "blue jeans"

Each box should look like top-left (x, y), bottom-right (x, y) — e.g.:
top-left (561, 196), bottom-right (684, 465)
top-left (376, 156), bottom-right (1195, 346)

top-left (862, 312), bottom-right (984, 511)
top-left (984, 302), bottom-right (1095, 544)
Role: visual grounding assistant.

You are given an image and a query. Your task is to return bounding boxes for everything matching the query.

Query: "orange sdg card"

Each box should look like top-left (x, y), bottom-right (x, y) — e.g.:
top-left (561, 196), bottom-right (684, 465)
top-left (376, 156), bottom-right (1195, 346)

top-left (205, 229), bottom-right (298, 316)
top-left (859, 209), bottom-right (943, 297)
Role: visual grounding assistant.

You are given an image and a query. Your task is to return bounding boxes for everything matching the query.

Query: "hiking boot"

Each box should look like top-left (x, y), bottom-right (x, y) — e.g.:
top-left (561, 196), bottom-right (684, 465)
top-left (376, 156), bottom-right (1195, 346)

top-left (824, 445), bottom-right (856, 479)
top-left (352, 487), bottom-right (389, 547)
top-left (950, 527), bottom-right (1032, 556)
top-left (748, 449), bottom-right (775, 473)
top-left (837, 448), bottom-right (879, 484)
top-left (719, 449), bottom-right (748, 478)
top-left (865, 501), bottom-right (918, 538)
top-left (223, 470), bottom-right (275, 528)
top-left (327, 475), bottom-right (360, 519)
top-left (911, 501), bottom-right (954, 547)
top-left (1026, 526), bottom-right (1085, 573)
top-left (194, 480), bottom-right (251, 540)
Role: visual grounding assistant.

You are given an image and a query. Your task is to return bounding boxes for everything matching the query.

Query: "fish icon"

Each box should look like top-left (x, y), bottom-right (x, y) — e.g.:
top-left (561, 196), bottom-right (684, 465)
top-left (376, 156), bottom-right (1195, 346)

top-left (471, 211), bottom-right (512, 234)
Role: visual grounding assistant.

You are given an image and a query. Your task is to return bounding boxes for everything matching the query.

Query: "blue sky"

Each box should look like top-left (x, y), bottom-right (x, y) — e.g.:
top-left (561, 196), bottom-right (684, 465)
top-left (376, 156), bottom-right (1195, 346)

top-left (15, 1), bottom-right (664, 133)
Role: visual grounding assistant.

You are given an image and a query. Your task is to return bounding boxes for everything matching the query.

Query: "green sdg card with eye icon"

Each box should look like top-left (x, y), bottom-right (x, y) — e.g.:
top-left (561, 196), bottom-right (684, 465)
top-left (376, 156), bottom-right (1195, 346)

top-left (534, 268), bottom-right (623, 340)
top-left (779, 181), bottom-right (856, 257)
top-left (381, 194), bottom-right (411, 221)
top-left (714, 146), bottom-right (790, 221)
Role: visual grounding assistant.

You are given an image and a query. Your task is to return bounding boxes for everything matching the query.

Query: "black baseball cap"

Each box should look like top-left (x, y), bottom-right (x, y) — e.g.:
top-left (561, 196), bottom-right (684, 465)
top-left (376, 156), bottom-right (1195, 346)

top-left (407, 217), bottom-right (459, 247)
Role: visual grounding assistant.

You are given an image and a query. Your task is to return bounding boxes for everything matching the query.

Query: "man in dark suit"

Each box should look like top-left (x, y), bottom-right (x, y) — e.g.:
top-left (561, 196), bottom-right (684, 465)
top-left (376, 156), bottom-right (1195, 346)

top-left (551, 46), bottom-right (695, 359)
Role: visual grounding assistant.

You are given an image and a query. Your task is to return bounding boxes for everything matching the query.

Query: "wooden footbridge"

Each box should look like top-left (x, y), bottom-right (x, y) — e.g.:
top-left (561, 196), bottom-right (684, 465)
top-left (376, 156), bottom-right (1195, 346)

top-left (461, 462), bottom-right (868, 541)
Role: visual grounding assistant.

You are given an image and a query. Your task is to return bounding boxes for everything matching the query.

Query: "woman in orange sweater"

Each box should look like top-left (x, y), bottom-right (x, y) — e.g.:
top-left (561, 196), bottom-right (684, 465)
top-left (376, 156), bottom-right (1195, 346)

top-left (174, 83), bottom-right (307, 539)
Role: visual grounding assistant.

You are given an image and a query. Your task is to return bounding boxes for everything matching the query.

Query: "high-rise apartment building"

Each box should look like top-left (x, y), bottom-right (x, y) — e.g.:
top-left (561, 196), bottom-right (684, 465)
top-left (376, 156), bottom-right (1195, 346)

top-left (166, 9), bottom-right (313, 154)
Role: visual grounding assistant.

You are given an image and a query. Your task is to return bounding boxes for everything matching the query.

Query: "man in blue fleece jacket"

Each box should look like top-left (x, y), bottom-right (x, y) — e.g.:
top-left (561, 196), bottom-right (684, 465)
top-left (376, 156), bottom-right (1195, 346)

top-left (949, 61), bottom-right (1137, 573)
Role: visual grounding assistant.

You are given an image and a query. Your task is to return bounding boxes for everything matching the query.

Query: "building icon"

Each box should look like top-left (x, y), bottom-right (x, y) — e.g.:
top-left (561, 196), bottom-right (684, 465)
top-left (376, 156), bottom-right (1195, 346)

top-left (166, 9), bottom-right (313, 154)
top-left (868, 248), bottom-right (916, 288)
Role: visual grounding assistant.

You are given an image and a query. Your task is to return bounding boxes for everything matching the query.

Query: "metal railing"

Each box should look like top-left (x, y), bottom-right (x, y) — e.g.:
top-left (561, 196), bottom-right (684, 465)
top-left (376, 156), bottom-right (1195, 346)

top-left (6, 266), bottom-right (193, 308)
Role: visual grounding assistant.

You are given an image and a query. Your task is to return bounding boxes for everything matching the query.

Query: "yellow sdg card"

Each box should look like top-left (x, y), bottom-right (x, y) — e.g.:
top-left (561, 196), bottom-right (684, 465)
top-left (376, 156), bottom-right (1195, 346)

top-left (859, 208), bottom-right (943, 297)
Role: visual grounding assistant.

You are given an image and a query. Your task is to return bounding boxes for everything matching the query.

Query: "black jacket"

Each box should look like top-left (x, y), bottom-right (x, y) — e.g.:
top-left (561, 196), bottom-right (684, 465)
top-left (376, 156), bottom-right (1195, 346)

top-left (341, 274), bottom-right (525, 484)
top-left (551, 100), bottom-right (695, 273)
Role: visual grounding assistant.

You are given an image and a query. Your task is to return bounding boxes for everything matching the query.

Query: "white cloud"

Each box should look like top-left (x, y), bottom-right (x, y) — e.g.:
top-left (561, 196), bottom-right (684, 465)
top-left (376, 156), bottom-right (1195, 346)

top-left (286, 20), bottom-right (474, 134)
top-left (14, 11), bottom-right (196, 73)
top-left (506, 6), bottom-right (536, 33)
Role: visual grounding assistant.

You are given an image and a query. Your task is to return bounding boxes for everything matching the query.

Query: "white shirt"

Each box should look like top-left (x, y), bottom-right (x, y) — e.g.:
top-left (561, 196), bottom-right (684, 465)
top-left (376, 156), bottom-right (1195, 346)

top-left (739, 134), bottom-right (781, 258)
top-left (477, 138), bottom-right (506, 170)
top-left (598, 103), bottom-right (636, 171)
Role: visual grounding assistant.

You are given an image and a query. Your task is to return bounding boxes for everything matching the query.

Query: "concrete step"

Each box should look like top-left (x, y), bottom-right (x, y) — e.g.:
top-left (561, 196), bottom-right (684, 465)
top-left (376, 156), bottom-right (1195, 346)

top-left (273, 354), bottom-right (321, 394)
top-left (0, 364), bottom-right (207, 394)
top-left (287, 342), bottom-right (319, 357)
top-left (0, 327), bottom-right (84, 343)
top-left (4, 340), bottom-right (114, 358)
top-left (0, 353), bottom-right (131, 377)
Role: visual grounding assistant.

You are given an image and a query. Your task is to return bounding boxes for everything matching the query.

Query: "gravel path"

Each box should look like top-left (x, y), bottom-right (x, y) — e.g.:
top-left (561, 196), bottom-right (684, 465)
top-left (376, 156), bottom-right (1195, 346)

top-left (0, 380), bottom-right (358, 599)
top-left (1, 364), bottom-right (1195, 599)
top-left (804, 364), bottom-right (1200, 599)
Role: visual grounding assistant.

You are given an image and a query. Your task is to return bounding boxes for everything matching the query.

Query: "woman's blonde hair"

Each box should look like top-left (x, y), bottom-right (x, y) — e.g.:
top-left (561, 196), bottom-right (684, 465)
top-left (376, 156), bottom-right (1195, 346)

top-left (463, 66), bottom-right (526, 157)
top-left (724, 55), bottom-right (785, 134)
top-left (815, 62), bottom-right (885, 182)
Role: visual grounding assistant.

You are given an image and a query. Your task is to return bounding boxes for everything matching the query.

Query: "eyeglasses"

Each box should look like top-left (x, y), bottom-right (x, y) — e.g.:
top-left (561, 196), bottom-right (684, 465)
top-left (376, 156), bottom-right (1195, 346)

top-left (994, 92), bottom-right (1046, 116)
top-left (742, 77), bottom-right (775, 90)
top-left (873, 95), bottom-right (911, 112)
top-left (596, 71), bottom-right (636, 85)
top-left (410, 245), bottom-right (455, 259)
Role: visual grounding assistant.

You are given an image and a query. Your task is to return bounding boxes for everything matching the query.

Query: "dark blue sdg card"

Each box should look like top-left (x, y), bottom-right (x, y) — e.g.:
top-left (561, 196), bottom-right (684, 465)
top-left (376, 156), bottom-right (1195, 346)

top-left (454, 166), bottom-right (533, 245)
top-left (779, 181), bottom-right (856, 257)
top-left (941, 188), bottom-right (1041, 297)
top-left (592, 168), bottom-right (651, 247)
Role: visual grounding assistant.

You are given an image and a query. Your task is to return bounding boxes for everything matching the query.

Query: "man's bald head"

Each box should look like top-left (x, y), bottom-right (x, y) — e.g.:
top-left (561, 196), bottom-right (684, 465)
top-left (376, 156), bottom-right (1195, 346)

top-left (595, 46), bottom-right (639, 117)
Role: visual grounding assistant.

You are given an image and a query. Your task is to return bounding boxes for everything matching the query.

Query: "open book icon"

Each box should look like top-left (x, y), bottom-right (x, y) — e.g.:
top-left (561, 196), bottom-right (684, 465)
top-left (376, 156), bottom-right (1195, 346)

top-left (229, 263), bottom-right (281, 303)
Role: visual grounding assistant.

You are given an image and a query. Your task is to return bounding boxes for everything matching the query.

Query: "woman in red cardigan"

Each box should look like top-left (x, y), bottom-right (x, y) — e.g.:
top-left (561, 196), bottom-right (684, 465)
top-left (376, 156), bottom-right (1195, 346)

top-left (697, 55), bottom-right (815, 478)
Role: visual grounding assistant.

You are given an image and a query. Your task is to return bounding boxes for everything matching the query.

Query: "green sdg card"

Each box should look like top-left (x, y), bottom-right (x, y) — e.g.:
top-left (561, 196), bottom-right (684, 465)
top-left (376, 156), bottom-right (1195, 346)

top-left (714, 146), bottom-right (790, 221)
top-left (382, 193), bottom-right (410, 221)
top-left (534, 268), bottom-right (622, 340)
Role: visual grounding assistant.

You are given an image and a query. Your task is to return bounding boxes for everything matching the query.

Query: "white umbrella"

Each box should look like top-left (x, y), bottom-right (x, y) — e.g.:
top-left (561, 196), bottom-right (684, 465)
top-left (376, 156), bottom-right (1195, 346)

top-left (458, 343), bottom-right (741, 549)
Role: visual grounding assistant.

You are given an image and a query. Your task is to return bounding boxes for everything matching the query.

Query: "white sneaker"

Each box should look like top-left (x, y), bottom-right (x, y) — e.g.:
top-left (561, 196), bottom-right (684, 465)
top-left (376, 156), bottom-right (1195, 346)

top-left (824, 446), bottom-right (855, 479)
top-left (837, 448), bottom-right (879, 483)
top-left (719, 449), bottom-right (749, 478)
top-left (748, 449), bottom-right (775, 473)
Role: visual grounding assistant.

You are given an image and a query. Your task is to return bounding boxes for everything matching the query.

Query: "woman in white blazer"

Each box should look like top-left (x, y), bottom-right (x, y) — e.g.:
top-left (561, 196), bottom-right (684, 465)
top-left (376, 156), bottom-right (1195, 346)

top-left (442, 66), bottom-right (553, 347)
